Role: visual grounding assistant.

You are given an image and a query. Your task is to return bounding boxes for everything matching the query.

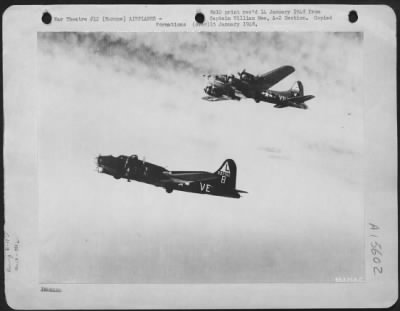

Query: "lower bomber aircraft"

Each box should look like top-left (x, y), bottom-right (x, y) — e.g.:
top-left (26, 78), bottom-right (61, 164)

top-left (96, 154), bottom-right (247, 198)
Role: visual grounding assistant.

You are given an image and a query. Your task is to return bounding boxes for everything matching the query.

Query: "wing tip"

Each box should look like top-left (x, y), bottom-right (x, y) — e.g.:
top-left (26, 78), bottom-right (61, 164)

top-left (277, 65), bottom-right (295, 73)
top-left (287, 65), bottom-right (295, 72)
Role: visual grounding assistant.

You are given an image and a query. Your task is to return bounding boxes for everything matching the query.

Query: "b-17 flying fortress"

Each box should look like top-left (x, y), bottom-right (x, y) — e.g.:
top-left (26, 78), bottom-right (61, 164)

top-left (203, 65), bottom-right (315, 109)
top-left (97, 155), bottom-right (247, 198)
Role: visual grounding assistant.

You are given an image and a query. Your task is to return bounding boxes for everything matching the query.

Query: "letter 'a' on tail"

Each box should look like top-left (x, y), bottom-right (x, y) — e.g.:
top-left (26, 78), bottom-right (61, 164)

top-left (288, 81), bottom-right (314, 108)
top-left (215, 159), bottom-right (237, 189)
top-left (291, 81), bottom-right (304, 97)
top-left (214, 159), bottom-right (247, 197)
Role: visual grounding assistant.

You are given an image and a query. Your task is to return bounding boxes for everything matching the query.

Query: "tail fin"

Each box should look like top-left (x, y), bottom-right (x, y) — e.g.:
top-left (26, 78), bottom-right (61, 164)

top-left (215, 159), bottom-right (237, 189)
top-left (290, 81), bottom-right (304, 97)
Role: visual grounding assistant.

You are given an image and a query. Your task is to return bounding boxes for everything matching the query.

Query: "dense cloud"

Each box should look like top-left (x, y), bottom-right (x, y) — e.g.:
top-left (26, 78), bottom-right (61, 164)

top-left (38, 32), bottom-right (363, 96)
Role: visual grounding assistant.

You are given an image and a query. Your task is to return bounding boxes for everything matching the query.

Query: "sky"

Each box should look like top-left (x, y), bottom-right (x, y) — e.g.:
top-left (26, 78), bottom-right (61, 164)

top-left (38, 32), bottom-right (365, 283)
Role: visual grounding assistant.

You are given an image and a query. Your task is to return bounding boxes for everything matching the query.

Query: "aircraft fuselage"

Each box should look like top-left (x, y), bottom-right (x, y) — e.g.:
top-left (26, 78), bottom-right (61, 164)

top-left (97, 155), bottom-right (244, 198)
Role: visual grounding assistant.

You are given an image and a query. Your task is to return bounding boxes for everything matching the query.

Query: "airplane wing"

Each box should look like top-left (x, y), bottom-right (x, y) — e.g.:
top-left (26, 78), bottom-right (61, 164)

top-left (161, 171), bottom-right (218, 185)
top-left (202, 96), bottom-right (231, 102)
top-left (257, 65), bottom-right (295, 90)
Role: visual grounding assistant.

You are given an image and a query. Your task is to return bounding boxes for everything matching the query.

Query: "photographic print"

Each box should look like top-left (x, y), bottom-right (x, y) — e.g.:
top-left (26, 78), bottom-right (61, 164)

top-left (37, 31), bottom-right (365, 283)
top-left (4, 5), bottom-right (397, 309)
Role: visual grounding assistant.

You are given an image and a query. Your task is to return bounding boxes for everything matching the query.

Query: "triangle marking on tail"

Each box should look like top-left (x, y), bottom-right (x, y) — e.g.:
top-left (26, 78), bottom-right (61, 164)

top-left (218, 161), bottom-right (231, 177)
top-left (221, 162), bottom-right (230, 173)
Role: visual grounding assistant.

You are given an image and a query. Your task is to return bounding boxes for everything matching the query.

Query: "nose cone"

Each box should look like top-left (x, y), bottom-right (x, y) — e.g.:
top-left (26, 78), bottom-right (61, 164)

top-left (97, 156), bottom-right (103, 166)
top-left (96, 155), bottom-right (104, 173)
top-left (96, 155), bottom-right (115, 171)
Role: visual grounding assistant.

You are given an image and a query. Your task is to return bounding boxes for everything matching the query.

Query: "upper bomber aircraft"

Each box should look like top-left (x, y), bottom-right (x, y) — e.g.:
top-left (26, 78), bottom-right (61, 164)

top-left (96, 154), bottom-right (247, 198)
top-left (203, 65), bottom-right (315, 109)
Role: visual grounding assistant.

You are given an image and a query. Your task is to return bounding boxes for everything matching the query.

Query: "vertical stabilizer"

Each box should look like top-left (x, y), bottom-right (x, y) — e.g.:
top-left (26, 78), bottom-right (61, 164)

top-left (291, 81), bottom-right (304, 97)
top-left (215, 159), bottom-right (237, 189)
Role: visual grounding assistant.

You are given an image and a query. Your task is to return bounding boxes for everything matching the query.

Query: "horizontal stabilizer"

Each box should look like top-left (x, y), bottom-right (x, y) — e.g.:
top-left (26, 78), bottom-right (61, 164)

top-left (287, 95), bottom-right (315, 103)
top-left (236, 189), bottom-right (248, 193)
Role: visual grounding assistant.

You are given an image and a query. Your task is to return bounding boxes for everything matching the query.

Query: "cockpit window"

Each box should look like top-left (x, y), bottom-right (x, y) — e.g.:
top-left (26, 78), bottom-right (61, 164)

top-left (217, 75), bottom-right (228, 82)
top-left (240, 71), bottom-right (255, 82)
top-left (242, 73), bottom-right (250, 80)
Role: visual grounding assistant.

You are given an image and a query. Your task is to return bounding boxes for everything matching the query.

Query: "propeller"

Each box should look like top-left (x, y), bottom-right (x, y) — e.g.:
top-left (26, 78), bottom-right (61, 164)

top-left (202, 74), bottom-right (213, 80)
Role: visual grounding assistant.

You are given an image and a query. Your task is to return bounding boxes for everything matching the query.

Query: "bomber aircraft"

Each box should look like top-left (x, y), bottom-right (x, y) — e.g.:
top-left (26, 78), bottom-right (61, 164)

top-left (202, 65), bottom-right (315, 109)
top-left (96, 154), bottom-right (247, 198)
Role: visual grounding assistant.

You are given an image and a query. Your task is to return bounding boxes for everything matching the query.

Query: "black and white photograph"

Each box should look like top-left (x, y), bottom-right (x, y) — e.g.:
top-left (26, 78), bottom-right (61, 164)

top-left (38, 31), bottom-right (365, 283)
top-left (3, 5), bottom-right (397, 309)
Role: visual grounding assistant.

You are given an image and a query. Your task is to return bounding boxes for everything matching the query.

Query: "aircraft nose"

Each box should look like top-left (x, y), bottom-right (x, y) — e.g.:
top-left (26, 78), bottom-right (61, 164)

top-left (96, 156), bottom-right (103, 173)
top-left (97, 155), bottom-right (106, 168)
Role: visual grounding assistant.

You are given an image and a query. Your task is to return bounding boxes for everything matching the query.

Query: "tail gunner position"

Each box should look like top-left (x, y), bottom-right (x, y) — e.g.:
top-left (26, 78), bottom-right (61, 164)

top-left (96, 155), bottom-right (247, 198)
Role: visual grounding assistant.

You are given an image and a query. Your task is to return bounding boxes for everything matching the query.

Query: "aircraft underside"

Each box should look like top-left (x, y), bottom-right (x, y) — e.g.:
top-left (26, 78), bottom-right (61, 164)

top-left (164, 181), bottom-right (242, 198)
